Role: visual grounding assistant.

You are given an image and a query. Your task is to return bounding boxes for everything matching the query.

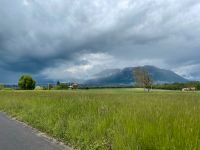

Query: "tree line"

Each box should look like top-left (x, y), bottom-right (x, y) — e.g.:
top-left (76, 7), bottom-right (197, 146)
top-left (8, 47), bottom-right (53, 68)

top-left (0, 69), bottom-right (199, 91)
top-left (133, 67), bottom-right (200, 91)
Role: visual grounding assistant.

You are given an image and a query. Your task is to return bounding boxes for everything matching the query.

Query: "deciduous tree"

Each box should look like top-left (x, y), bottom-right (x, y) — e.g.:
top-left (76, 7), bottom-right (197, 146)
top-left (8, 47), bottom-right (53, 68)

top-left (18, 75), bottom-right (36, 90)
top-left (133, 67), bottom-right (153, 92)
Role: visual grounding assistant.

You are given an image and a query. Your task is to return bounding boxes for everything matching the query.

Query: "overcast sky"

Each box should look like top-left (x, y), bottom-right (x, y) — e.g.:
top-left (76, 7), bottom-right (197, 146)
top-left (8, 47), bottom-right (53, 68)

top-left (0, 0), bottom-right (200, 83)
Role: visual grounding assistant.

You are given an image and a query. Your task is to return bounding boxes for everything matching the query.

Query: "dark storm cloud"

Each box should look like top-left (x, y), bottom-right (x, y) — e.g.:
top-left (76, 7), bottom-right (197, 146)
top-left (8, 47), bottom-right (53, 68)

top-left (0, 0), bottom-right (200, 82)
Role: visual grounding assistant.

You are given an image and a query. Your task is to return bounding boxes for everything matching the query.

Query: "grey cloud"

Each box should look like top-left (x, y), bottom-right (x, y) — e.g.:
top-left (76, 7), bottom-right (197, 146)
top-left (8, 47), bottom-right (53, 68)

top-left (0, 0), bottom-right (200, 82)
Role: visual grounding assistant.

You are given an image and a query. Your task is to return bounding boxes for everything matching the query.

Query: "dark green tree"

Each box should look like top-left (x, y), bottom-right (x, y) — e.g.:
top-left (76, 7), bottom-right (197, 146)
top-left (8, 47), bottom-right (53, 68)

top-left (56, 80), bottom-right (60, 86)
top-left (18, 75), bottom-right (36, 90)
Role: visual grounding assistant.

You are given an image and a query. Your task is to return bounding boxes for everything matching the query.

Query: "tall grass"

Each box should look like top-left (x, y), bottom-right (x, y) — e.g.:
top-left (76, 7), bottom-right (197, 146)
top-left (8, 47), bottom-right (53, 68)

top-left (0, 89), bottom-right (199, 150)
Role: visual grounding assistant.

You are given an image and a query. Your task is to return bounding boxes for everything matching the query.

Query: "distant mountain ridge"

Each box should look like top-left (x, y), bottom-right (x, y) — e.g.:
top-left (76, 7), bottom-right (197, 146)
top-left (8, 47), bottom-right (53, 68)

top-left (85, 66), bottom-right (188, 85)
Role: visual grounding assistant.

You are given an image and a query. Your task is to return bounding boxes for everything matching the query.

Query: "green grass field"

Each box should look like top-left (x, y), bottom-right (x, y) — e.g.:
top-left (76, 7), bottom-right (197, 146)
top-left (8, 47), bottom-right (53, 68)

top-left (0, 89), bottom-right (199, 150)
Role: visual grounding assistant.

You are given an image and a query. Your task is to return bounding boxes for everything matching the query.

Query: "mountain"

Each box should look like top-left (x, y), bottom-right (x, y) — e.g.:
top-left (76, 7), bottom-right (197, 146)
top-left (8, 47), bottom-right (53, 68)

top-left (93, 69), bottom-right (121, 78)
top-left (85, 66), bottom-right (188, 85)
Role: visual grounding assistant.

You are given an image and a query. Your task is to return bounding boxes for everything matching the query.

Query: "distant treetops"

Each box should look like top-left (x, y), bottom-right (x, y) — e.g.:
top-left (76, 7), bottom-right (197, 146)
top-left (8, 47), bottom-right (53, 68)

top-left (18, 75), bottom-right (36, 90)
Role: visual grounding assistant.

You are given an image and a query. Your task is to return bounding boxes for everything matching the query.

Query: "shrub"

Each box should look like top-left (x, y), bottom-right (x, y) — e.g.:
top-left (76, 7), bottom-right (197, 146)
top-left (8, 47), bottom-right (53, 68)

top-left (0, 84), bottom-right (4, 90)
top-left (52, 83), bottom-right (68, 90)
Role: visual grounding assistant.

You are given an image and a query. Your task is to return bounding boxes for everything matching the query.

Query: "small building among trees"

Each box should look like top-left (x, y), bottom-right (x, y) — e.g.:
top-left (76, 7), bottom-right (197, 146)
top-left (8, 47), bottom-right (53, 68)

top-left (182, 87), bottom-right (196, 91)
top-left (69, 83), bottom-right (79, 90)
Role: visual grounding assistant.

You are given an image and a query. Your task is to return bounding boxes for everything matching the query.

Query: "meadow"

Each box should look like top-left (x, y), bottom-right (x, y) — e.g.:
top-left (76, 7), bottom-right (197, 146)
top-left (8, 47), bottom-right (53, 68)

top-left (0, 89), bottom-right (199, 150)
